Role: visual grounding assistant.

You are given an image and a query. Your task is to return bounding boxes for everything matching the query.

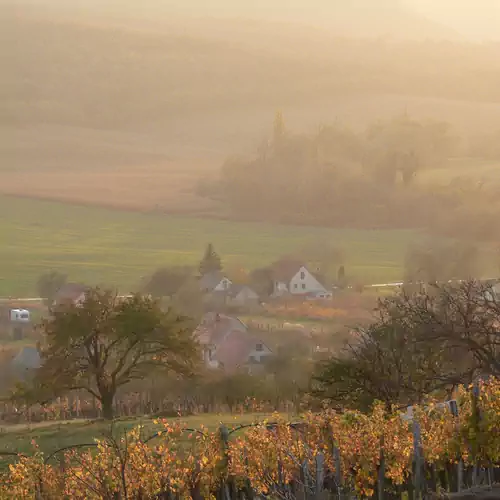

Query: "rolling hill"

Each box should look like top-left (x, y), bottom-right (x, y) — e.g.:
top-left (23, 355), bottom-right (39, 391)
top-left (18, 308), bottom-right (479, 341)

top-left (1, 3), bottom-right (500, 219)
top-left (4, 0), bottom-right (460, 40)
top-left (2, 5), bottom-right (499, 133)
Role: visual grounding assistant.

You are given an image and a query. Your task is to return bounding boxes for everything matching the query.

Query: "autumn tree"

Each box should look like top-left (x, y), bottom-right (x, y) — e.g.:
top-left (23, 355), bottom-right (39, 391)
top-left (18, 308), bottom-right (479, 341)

top-left (365, 114), bottom-right (454, 185)
top-left (171, 276), bottom-right (204, 321)
top-left (265, 340), bottom-right (314, 411)
top-left (404, 241), bottom-right (479, 285)
top-left (30, 288), bottom-right (198, 419)
top-left (199, 243), bottom-right (222, 276)
top-left (249, 267), bottom-right (275, 298)
top-left (273, 110), bottom-right (286, 147)
top-left (37, 270), bottom-right (67, 305)
top-left (226, 266), bottom-right (250, 285)
top-left (313, 288), bottom-right (475, 411)
top-left (337, 265), bottom-right (347, 288)
top-left (392, 280), bottom-right (500, 378)
top-left (142, 266), bottom-right (193, 298)
top-left (300, 239), bottom-right (345, 279)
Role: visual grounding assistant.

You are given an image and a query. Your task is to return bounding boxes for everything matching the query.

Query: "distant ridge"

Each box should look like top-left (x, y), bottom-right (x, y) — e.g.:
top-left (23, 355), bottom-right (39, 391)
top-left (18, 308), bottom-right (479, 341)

top-left (2, 0), bottom-right (462, 41)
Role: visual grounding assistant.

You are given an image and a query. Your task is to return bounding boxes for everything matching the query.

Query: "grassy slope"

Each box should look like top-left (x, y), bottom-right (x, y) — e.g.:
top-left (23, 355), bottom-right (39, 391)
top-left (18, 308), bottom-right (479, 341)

top-left (0, 195), bottom-right (423, 296)
top-left (0, 413), bottom-right (284, 469)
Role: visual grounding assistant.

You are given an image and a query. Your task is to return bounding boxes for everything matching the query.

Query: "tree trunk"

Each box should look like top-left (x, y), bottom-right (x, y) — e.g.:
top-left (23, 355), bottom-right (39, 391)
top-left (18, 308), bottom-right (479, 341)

top-left (101, 391), bottom-right (115, 420)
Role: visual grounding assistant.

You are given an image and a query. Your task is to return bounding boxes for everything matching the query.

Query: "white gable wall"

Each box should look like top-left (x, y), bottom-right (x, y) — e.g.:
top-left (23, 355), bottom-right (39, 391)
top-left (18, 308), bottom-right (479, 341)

top-left (247, 342), bottom-right (273, 363)
top-left (213, 278), bottom-right (232, 292)
top-left (289, 266), bottom-right (327, 295)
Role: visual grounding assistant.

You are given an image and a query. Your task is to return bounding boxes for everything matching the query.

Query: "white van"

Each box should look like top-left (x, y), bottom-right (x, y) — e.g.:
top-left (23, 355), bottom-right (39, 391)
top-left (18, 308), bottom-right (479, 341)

top-left (10, 309), bottom-right (30, 323)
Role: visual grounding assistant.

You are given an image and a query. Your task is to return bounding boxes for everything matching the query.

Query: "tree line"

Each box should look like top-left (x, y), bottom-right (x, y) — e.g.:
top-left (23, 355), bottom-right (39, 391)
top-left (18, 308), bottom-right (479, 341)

top-left (209, 112), bottom-right (500, 242)
top-left (314, 280), bottom-right (500, 412)
top-left (11, 287), bottom-right (316, 420)
top-left (13, 276), bottom-right (500, 422)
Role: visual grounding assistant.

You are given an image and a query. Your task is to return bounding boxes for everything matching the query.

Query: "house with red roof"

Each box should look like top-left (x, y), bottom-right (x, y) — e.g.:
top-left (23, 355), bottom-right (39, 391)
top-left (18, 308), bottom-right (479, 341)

top-left (193, 313), bottom-right (272, 373)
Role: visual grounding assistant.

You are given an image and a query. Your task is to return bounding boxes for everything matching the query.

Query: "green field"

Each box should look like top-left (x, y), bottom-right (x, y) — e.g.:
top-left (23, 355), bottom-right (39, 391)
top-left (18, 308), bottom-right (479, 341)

top-left (0, 195), bottom-right (428, 296)
top-left (0, 413), bottom-right (284, 469)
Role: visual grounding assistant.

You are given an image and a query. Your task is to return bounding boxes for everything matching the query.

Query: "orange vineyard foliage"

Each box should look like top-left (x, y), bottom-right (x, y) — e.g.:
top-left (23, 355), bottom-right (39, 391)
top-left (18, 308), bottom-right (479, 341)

top-left (264, 302), bottom-right (349, 320)
top-left (1, 378), bottom-right (499, 499)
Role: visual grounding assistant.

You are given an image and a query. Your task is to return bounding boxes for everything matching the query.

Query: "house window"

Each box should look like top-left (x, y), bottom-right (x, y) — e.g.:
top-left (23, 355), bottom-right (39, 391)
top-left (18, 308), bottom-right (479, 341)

top-left (302, 284), bottom-right (306, 290)
top-left (300, 271), bottom-right (305, 280)
top-left (248, 355), bottom-right (256, 363)
top-left (294, 283), bottom-right (298, 289)
top-left (256, 343), bottom-right (264, 352)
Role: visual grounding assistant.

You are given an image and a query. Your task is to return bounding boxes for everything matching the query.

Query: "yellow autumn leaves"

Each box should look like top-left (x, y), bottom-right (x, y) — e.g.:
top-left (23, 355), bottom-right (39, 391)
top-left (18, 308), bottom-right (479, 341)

top-left (0, 378), bottom-right (499, 499)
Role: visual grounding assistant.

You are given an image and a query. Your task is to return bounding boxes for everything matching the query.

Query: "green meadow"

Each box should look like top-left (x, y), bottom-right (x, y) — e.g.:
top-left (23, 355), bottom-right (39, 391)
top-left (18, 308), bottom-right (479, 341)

top-left (0, 413), bottom-right (285, 470)
top-left (0, 195), bottom-right (426, 297)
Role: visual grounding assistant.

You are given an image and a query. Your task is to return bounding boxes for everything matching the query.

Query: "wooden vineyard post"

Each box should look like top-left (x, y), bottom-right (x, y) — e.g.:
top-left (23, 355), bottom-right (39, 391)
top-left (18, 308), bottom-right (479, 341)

top-left (326, 421), bottom-right (343, 498)
top-left (243, 450), bottom-right (255, 500)
top-left (377, 436), bottom-right (385, 500)
top-left (449, 399), bottom-right (463, 493)
top-left (315, 453), bottom-right (325, 500)
top-left (471, 382), bottom-right (482, 488)
top-left (413, 420), bottom-right (424, 499)
top-left (333, 444), bottom-right (343, 496)
top-left (298, 460), bottom-right (309, 500)
top-left (218, 424), bottom-right (233, 500)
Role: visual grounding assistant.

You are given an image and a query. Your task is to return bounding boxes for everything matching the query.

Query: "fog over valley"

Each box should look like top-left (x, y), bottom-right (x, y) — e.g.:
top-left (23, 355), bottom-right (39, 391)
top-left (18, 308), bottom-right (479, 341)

top-left (1, 0), bottom-right (500, 287)
top-left (1, 3), bottom-right (500, 496)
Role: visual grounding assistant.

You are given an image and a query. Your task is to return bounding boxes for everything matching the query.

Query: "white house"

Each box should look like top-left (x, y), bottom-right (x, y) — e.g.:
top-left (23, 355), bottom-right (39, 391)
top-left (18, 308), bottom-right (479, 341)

top-left (271, 260), bottom-right (329, 297)
top-left (199, 271), bottom-right (232, 293)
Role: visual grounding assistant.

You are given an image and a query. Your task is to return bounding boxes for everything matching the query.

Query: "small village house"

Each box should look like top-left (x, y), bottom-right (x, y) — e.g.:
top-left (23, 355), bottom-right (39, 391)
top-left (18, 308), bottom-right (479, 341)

top-left (199, 271), bottom-right (232, 293)
top-left (225, 284), bottom-right (260, 308)
top-left (193, 313), bottom-right (272, 373)
top-left (270, 259), bottom-right (329, 298)
top-left (53, 283), bottom-right (89, 307)
top-left (209, 284), bottom-right (260, 309)
top-left (200, 271), bottom-right (260, 309)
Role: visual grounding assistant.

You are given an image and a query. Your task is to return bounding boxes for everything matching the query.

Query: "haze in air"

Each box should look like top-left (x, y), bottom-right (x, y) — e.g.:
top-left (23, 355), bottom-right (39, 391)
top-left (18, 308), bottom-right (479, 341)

top-left (1, 0), bottom-right (500, 295)
top-left (1, 2), bottom-right (500, 496)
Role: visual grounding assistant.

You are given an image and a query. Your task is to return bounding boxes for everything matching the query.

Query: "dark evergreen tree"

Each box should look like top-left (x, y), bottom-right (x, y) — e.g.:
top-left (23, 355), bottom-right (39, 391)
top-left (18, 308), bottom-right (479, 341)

top-left (199, 243), bottom-right (222, 276)
top-left (337, 265), bottom-right (346, 282)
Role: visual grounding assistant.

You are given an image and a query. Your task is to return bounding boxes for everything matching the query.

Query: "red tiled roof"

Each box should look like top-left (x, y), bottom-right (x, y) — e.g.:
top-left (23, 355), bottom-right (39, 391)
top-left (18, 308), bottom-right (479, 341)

top-left (193, 314), bottom-right (247, 345)
top-left (213, 331), bottom-right (255, 372)
top-left (271, 259), bottom-right (305, 283)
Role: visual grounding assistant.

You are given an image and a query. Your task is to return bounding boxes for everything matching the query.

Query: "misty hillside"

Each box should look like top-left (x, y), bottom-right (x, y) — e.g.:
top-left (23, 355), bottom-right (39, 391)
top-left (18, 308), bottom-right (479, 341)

top-left (2, 7), bottom-right (500, 133)
top-left (407, 0), bottom-right (500, 41)
top-left (5, 0), bottom-right (460, 41)
top-left (166, 0), bottom-right (461, 40)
